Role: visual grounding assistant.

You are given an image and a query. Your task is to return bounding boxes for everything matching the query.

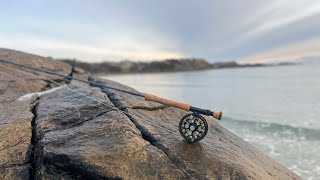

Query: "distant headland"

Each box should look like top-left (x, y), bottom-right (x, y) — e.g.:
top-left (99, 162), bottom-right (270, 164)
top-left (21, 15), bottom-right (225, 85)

top-left (60, 58), bottom-right (276, 74)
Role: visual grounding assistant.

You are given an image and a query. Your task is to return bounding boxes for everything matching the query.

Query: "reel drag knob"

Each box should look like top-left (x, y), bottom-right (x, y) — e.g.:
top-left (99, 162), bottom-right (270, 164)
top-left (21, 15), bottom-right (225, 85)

top-left (179, 113), bottom-right (208, 143)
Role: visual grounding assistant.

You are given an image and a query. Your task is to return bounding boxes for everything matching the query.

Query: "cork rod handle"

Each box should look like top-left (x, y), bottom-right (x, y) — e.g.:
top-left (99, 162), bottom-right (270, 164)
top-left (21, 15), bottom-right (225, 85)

top-left (144, 93), bottom-right (191, 111)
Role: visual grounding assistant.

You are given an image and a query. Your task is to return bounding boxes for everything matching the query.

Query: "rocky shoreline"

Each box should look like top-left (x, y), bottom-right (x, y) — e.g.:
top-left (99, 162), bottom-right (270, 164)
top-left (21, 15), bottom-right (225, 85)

top-left (0, 48), bottom-right (301, 179)
top-left (60, 58), bottom-right (266, 75)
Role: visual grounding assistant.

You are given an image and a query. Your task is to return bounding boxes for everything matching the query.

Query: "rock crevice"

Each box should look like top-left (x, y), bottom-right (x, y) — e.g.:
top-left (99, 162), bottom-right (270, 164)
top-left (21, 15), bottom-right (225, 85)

top-left (100, 88), bottom-right (195, 179)
top-left (0, 48), bottom-right (72, 179)
top-left (29, 98), bottom-right (39, 180)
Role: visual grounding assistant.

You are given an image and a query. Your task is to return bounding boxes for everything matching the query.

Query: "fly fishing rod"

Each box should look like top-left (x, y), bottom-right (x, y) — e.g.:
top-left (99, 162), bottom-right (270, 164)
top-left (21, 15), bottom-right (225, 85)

top-left (0, 59), bottom-right (222, 143)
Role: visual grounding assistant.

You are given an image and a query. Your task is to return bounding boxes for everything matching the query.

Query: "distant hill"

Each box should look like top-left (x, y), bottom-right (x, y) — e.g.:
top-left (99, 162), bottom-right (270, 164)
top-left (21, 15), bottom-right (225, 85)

top-left (60, 58), bottom-right (267, 74)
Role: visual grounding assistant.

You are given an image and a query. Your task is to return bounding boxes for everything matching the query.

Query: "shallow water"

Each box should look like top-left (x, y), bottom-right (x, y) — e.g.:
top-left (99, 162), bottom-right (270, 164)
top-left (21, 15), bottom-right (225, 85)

top-left (102, 63), bottom-right (320, 179)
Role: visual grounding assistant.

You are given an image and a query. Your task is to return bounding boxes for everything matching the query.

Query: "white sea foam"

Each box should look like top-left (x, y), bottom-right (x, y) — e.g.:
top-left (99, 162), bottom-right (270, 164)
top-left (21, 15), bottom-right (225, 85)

top-left (17, 85), bottom-right (66, 101)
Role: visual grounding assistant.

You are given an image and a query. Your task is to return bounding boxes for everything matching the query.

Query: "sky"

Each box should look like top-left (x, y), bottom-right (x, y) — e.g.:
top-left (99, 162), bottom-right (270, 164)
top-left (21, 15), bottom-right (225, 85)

top-left (1, 0), bottom-right (320, 63)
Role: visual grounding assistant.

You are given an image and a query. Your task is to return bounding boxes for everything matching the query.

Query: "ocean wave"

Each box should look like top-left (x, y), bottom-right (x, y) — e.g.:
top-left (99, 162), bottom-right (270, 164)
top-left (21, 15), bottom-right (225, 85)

top-left (221, 116), bottom-right (320, 141)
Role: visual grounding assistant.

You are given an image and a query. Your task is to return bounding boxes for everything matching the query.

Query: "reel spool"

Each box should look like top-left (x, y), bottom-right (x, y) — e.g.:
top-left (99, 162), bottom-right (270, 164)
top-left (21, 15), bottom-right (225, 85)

top-left (179, 113), bottom-right (208, 143)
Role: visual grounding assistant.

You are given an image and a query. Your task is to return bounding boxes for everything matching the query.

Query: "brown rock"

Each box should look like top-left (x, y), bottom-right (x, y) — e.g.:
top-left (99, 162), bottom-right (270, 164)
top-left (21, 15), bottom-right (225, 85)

top-left (33, 80), bottom-right (187, 179)
top-left (0, 48), bottom-right (72, 179)
top-left (0, 98), bottom-right (36, 180)
top-left (0, 48), bottom-right (72, 102)
top-left (0, 48), bottom-right (71, 82)
top-left (0, 48), bottom-right (302, 179)
top-left (0, 165), bottom-right (30, 180)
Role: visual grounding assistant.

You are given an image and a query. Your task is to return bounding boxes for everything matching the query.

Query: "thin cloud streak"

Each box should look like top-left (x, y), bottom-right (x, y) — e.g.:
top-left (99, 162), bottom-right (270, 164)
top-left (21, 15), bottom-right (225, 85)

top-left (0, 35), bottom-right (184, 61)
top-left (239, 37), bottom-right (320, 64)
top-left (241, 0), bottom-right (320, 41)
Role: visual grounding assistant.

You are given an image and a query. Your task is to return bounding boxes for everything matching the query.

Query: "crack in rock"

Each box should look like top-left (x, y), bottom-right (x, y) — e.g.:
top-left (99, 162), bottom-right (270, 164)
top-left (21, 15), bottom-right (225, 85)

top-left (29, 97), bottom-right (39, 180)
top-left (96, 83), bottom-right (195, 179)
top-left (28, 67), bottom-right (75, 180)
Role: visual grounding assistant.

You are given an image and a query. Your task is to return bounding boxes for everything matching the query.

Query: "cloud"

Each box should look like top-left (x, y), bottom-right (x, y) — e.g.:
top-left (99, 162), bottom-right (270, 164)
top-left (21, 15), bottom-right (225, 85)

top-left (0, 1), bottom-right (185, 62)
top-left (239, 37), bottom-right (320, 64)
top-left (1, 0), bottom-right (320, 62)
top-left (241, 1), bottom-right (320, 40)
top-left (0, 32), bottom-right (184, 62)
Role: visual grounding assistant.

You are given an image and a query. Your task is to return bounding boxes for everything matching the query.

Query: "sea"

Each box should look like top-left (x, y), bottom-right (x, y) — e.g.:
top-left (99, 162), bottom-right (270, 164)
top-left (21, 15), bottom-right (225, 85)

top-left (102, 63), bottom-right (320, 179)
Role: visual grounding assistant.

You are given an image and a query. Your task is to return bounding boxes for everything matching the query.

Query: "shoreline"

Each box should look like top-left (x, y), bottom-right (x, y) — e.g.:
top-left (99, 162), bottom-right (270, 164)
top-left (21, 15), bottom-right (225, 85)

top-left (98, 63), bottom-right (299, 76)
top-left (61, 58), bottom-right (299, 75)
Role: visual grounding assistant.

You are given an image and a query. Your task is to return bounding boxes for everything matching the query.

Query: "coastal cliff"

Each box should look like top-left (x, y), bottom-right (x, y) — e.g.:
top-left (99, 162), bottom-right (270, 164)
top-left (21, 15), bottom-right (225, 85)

top-left (0, 48), bottom-right (301, 179)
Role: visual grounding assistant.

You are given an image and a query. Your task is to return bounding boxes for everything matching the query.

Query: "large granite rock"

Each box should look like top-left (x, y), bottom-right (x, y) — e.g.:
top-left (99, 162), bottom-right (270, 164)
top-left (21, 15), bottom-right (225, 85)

top-left (0, 48), bottom-right (72, 179)
top-left (33, 84), bottom-right (186, 179)
top-left (0, 48), bottom-right (301, 179)
top-left (0, 48), bottom-right (72, 102)
top-left (0, 99), bottom-right (36, 180)
top-left (0, 48), bottom-right (71, 80)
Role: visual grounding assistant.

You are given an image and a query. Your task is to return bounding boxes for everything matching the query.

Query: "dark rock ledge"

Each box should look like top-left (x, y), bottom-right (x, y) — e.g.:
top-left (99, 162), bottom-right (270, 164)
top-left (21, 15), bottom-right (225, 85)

top-left (0, 48), bottom-right (301, 179)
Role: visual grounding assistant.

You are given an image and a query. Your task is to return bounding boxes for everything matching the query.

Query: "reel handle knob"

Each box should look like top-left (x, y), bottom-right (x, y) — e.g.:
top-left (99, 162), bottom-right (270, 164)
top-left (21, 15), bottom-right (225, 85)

top-left (212, 111), bottom-right (222, 120)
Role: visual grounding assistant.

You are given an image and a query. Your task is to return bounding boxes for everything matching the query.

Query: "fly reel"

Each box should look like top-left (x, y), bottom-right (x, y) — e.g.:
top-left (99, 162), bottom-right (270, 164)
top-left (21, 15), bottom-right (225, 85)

top-left (179, 113), bottom-right (208, 143)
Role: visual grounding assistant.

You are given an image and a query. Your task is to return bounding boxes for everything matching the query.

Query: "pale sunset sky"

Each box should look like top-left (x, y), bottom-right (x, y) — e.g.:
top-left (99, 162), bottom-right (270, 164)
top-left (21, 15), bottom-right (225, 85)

top-left (1, 0), bottom-right (320, 63)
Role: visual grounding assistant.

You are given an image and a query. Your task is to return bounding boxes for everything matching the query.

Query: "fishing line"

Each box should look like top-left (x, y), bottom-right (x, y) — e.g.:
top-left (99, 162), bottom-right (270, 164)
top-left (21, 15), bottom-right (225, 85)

top-left (0, 63), bottom-right (181, 136)
top-left (0, 59), bottom-right (222, 120)
top-left (0, 59), bottom-right (223, 142)
top-left (0, 59), bottom-right (144, 97)
top-left (0, 63), bottom-right (109, 108)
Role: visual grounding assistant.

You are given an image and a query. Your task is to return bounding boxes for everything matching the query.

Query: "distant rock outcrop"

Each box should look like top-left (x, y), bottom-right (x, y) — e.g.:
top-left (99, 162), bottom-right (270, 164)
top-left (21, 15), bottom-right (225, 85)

top-left (61, 58), bottom-right (215, 74)
top-left (60, 58), bottom-right (268, 75)
top-left (0, 48), bottom-right (301, 179)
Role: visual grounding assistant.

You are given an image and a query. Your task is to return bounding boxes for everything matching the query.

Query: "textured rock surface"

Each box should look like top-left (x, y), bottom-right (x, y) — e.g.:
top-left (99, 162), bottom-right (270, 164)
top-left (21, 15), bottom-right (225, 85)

top-left (0, 48), bottom-right (301, 179)
top-left (0, 48), bottom-right (71, 80)
top-left (97, 79), bottom-right (302, 180)
top-left (0, 99), bottom-right (35, 180)
top-left (33, 83), bottom-right (186, 179)
top-left (0, 48), bottom-right (72, 179)
top-left (0, 48), bottom-right (72, 102)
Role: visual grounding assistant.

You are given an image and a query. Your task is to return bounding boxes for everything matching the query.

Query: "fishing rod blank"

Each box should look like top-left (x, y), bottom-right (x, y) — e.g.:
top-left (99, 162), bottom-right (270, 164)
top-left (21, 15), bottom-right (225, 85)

top-left (0, 59), bottom-right (144, 97)
top-left (0, 59), bottom-right (223, 143)
top-left (0, 63), bottom-right (182, 138)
